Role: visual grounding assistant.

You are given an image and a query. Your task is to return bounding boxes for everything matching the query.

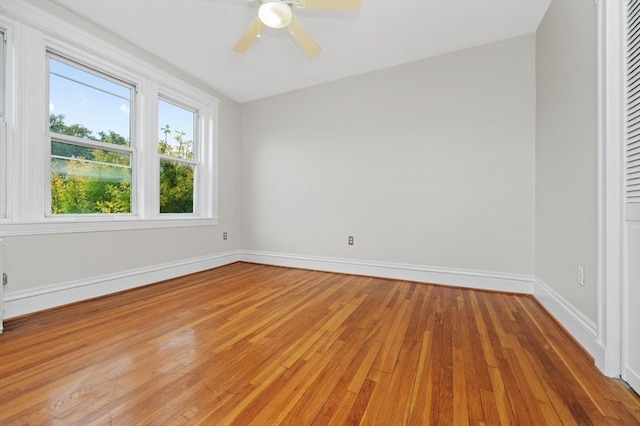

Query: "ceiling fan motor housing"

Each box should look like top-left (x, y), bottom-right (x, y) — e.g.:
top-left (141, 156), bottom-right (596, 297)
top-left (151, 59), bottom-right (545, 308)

top-left (259, 0), bottom-right (293, 29)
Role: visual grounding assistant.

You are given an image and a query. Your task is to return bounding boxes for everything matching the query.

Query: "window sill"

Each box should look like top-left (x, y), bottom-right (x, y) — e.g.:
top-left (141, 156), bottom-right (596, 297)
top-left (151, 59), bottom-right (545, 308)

top-left (0, 216), bottom-right (219, 236)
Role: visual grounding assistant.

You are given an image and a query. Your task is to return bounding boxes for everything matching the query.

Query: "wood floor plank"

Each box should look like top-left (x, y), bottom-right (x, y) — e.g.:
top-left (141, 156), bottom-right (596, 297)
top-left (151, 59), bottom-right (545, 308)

top-left (511, 298), bottom-right (609, 424)
top-left (376, 289), bottom-right (428, 425)
top-left (457, 290), bottom-right (489, 425)
top-left (1, 262), bottom-right (638, 425)
top-left (452, 297), bottom-right (471, 426)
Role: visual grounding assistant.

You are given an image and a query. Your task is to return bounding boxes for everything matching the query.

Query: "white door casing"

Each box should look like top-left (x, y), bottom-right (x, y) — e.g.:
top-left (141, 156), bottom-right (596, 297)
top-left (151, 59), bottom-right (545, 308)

top-left (602, 0), bottom-right (640, 392)
top-left (623, 0), bottom-right (640, 393)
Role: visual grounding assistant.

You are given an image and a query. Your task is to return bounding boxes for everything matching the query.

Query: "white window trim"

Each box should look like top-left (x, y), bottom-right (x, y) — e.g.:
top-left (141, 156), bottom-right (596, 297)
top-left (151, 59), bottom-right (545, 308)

top-left (0, 25), bottom-right (8, 220)
top-left (0, 0), bottom-right (220, 237)
top-left (0, 15), bottom-right (17, 226)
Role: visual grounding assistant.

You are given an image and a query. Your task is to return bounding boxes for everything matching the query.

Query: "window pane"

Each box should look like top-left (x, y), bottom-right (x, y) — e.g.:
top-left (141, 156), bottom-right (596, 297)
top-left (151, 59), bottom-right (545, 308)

top-left (49, 58), bottom-right (131, 145)
top-left (51, 141), bottom-right (132, 214)
top-left (159, 159), bottom-right (194, 213)
top-left (158, 99), bottom-right (195, 159)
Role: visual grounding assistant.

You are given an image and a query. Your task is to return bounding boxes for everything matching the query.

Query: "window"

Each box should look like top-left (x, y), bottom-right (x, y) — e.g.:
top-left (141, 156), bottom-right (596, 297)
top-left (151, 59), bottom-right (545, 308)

top-left (0, 6), bottom-right (219, 236)
top-left (48, 55), bottom-right (134, 215)
top-left (158, 98), bottom-right (197, 214)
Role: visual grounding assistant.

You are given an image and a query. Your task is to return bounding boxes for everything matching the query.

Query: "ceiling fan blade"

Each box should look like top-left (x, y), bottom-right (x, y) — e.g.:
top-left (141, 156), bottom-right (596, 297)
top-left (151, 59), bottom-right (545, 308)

top-left (290, 19), bottom-right (321, 57)
top-left (298, 0), bottom-right (362, 10)
top-left (232, 17), bottom-right (261, 53)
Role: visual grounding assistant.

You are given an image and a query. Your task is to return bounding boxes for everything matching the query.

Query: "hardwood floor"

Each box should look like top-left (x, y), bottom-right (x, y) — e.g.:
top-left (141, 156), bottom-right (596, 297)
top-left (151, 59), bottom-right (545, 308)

top-left (1, 262), bottom-right (638, 425)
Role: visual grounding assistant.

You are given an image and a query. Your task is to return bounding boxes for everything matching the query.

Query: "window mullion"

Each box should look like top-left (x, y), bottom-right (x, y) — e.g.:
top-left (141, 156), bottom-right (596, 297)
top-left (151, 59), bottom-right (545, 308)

top-left (139, 80), bottom-right (159, 220)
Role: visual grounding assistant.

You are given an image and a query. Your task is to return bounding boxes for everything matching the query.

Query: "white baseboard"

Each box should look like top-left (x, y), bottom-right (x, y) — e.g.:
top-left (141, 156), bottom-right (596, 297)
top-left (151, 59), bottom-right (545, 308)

top-left (242, 251), bottom-right (606, 364)
top-left (594, 341), bottom-right (618, 377)
top-left (533, 277), bottom-right (599, 359)
top-left (4, 249), bottom-right (602, 371)
top-left (3, 250), bottom-right (242, 319)
top-left (240, 250), bottom-right (534, 294)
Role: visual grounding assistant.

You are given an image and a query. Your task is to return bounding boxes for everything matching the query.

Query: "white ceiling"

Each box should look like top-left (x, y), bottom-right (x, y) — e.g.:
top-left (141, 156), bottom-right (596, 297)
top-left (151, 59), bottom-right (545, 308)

top-left (49, 0), bottom-right (551, 103)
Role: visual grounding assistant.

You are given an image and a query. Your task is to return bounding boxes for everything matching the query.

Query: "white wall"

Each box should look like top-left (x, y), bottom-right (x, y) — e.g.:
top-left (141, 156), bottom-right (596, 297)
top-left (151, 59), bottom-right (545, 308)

top-left (535, 0), bottom-right (598, 322)
top-left (242, 34), bottom-right (536, 277)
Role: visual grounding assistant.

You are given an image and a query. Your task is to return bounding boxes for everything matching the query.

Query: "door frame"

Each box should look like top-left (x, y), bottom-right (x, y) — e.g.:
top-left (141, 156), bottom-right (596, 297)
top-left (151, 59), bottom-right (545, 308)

top-left (596, 0), bottom-right (624, 377)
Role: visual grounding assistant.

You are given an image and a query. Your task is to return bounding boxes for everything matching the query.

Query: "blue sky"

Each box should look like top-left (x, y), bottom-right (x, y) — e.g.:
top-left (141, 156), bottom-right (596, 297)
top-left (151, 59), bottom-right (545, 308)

top-left (49, 58), bottom-right (195, 148)
top-left (158, 99), bottom-right (196, 150)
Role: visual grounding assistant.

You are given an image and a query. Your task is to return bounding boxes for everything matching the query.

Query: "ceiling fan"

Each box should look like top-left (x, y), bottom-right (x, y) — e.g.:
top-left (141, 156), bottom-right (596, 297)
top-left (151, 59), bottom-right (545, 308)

top-left (233, 0), bottom-right (362, 57)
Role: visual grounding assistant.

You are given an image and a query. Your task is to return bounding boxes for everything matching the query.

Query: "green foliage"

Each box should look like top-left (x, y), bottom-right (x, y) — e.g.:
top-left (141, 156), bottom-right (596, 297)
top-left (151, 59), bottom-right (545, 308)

top-left (160, 160), bottom-right (194, 213)
top-left (98, 130), bottom-right (129, 146)
top-left (158, 124), bottom-right (193, 159)
top-left (50, 160), bottom-right (131, 214)
top-left (158, 123), bottom-right (195, 213)
top-left (50, 113), bottom-right (97, 140)
top-left (49, 115), bottom-right (194, 215)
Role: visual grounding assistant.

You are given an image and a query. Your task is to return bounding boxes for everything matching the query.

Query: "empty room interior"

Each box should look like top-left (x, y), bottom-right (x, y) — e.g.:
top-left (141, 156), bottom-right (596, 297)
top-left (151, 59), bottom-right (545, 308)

top-left (1, 0), bottom-right (639, 423)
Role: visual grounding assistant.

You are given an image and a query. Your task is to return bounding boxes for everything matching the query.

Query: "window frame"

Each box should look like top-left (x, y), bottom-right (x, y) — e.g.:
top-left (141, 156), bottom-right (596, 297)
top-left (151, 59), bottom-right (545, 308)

top-left (0, 26), bottom-right (7, 220)
top-left (157, 95), bottom-right (200, 216)
top-left (46, 52), bottom-right (138, 217)
top-left (0, 5), bottom-right (220, 237)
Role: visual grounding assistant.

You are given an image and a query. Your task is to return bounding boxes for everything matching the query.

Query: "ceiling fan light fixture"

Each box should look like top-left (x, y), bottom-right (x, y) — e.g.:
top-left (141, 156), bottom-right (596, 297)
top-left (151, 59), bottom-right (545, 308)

top-left (258, 1), bottom-right (293, 29)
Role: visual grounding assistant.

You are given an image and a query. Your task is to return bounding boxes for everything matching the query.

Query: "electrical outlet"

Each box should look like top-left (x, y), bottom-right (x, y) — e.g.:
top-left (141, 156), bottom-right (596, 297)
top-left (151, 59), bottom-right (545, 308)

top-left (223, 232), bottom-right (228, 240)
top-left (348, 236), bottom-right (354, 246)
top-left (578, 266), bottom-right (585, 287)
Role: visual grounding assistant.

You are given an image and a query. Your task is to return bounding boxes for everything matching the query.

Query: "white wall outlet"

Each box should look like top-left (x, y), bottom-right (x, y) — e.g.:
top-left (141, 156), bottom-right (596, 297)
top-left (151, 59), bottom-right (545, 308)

top-left (578, 266), bottom-right (585, 287)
